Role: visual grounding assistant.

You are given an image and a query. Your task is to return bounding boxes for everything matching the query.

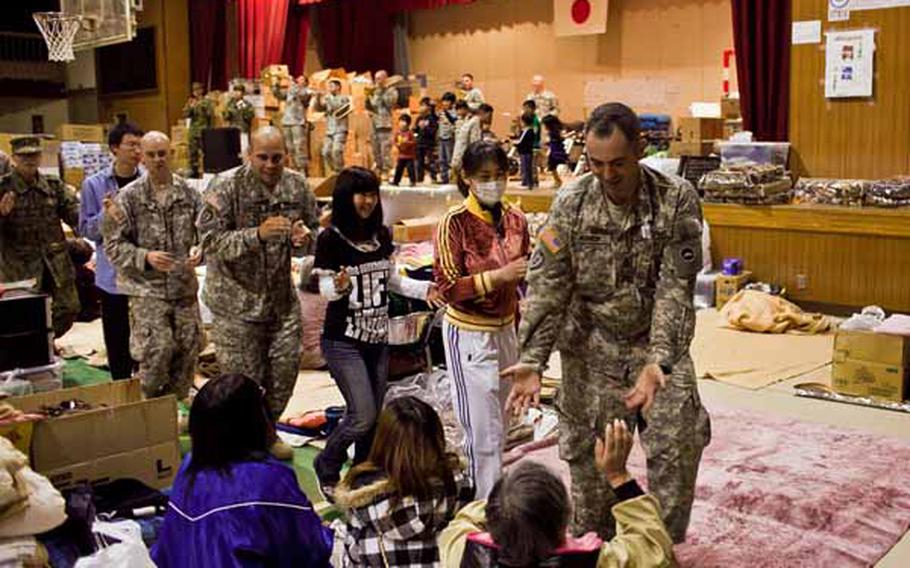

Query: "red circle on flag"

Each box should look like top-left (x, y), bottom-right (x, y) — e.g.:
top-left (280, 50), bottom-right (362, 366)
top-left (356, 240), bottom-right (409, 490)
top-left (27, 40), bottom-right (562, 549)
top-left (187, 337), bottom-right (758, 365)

top-left (571, 0), bottom-right (592, 24)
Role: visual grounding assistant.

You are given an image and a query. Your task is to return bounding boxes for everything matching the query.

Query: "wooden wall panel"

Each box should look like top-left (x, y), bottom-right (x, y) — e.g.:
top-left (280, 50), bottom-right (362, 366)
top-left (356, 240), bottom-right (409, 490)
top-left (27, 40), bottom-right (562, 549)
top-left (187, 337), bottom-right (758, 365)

top-left (790, 0), bottom-right (910, 179)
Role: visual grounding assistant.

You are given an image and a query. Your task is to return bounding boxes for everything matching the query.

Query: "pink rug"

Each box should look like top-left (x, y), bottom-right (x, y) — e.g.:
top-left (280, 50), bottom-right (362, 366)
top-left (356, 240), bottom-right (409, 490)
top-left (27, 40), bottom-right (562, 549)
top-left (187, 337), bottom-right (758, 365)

top-left (518, 406), bottom-right (910, 567)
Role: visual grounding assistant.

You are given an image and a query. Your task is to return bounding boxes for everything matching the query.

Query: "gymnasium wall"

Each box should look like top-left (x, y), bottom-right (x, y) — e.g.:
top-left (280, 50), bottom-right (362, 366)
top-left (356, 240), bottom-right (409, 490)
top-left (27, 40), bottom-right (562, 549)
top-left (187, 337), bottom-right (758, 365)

top-left (407, 0), bottom-right (734, 126)
top-left (0, 99), bottom-right (69, 133)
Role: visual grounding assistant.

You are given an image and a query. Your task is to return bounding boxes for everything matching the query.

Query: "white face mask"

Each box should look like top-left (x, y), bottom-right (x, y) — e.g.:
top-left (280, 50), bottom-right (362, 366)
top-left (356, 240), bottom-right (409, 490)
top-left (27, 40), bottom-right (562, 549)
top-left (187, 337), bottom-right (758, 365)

top-left (473, 180), bottom-right (506, 206)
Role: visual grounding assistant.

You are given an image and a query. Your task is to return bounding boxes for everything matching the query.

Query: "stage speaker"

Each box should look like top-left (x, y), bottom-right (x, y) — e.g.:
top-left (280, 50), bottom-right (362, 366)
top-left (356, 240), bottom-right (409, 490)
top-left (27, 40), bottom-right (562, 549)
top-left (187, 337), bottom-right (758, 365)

top-left (202, 127), bottom-right (242, 173)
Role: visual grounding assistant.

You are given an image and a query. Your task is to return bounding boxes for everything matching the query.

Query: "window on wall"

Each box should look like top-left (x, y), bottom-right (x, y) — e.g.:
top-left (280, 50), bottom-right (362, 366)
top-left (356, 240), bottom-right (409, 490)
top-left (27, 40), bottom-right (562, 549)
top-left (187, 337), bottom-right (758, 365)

top-left (96, 26), bottom-right (157, 96)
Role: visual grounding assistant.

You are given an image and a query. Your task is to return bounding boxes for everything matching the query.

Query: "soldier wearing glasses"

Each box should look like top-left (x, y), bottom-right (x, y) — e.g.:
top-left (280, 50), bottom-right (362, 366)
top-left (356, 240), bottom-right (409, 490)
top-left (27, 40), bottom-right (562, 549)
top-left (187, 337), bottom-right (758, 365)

top-left (196, 127), bottom-right (319, 458)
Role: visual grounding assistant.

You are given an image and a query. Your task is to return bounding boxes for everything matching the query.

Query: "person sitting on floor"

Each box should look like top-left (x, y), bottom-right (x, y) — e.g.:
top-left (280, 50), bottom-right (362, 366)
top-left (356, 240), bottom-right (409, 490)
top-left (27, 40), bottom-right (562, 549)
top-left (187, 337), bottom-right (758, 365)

top-left (152, 374), bottom-right (332, 568)
top-left (438, 419), bottom-right (675, 567)
top-left (334, 396), bottom-right (474, 567)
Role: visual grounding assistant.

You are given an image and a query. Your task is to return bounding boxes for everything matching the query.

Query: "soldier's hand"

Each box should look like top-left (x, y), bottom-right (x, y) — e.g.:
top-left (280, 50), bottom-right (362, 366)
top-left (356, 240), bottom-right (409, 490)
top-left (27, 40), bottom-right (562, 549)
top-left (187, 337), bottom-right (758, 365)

top-left (501, 363), bottom-right (541, 417)
top-left (595, 419), bottom-right (634, 488)
top-left (258, 216), bottom-right (292, 242)
top-left (624, 363), bottom-right (666, 413)
top-left (146, 251), bottom-right (177, 272)
top-left (291, 220), bottom-right (312, 247)
top-left (0, 192), bottom-right (15, 216)
top-left (186, 246), bottom-right (203, 268)
top-left (334, 267), bottom-right (351, 293)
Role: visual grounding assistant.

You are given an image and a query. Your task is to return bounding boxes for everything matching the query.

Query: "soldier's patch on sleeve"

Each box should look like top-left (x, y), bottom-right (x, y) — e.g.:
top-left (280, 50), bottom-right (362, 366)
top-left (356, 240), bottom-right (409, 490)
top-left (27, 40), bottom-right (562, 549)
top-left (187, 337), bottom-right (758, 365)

top-left (105, 201), bottom-right (126, 225)
top-left (529, 248), bottom-right (545, 271)
top-left (674, 240), bottom-right (702, 278)
top-left (197, 203), bottom-right (221, 231)
top-left (538, 225), bottom-right (563, 255)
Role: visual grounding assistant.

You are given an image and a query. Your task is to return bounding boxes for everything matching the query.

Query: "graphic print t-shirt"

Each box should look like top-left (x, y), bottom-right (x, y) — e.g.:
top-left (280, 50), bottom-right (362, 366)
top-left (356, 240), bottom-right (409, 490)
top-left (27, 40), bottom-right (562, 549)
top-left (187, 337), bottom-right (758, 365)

top-left (314, 226), bottom-right (395, 344)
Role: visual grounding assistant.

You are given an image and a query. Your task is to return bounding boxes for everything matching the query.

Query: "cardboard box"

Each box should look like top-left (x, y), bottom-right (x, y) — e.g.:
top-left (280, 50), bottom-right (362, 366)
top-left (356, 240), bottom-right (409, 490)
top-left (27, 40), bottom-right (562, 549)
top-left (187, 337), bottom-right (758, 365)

top-left (834, 330), bottom-right (910, 367)
top-left (678, 117), bottom-right (724, 143)
top-left (832, 359), bottom-right (908, 402)
top-left (55, 123), bottom-right (105, 143)
top-left (721, 98), bottom-right (741, 119)
top-left (669, 141), bottom-right (714, 158)
top-left (0, 380), bottom-right (180, 490)
top-left (715, 270), bottom-right (752, 308)
top-left (63, 168), bottom-right (85, 189)
top-left (392, 216), bottom-right (439, 243)
top-left (171, 124), bottom-right (188, 145)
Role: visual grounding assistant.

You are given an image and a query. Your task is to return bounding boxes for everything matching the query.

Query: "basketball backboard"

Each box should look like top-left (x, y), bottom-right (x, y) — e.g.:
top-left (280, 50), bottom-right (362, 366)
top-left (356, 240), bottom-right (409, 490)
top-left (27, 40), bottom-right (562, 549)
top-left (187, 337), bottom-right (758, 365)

top-left (59, 0), bottom-right (138, 51)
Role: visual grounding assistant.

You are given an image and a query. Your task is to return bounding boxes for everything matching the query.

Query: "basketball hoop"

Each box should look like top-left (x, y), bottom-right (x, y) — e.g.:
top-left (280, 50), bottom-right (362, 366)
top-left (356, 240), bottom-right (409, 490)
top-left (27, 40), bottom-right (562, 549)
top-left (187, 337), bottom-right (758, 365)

top-left (33, 12), bottom-right (84, 62)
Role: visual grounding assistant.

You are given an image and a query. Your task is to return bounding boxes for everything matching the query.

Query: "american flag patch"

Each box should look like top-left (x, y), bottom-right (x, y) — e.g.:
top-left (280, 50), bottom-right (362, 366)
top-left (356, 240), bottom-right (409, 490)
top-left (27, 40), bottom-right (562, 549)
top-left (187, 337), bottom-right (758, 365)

top-left (539, 225), bottom-right (562, 254)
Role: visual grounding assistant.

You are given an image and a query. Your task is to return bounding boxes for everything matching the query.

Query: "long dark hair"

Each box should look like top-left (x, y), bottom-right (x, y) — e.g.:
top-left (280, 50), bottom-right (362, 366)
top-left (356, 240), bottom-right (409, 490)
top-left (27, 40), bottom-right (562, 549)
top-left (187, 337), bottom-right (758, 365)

top-left (457, 139), bottom-right (509, 197)
top-left (345, 396), bottom-right (458, 500)
top-left (486, 461), bottom-right (571, 566)
top-left (331, 166), bottom-right (384, 242)
top-left (186, 374), bottom-right (273, 486)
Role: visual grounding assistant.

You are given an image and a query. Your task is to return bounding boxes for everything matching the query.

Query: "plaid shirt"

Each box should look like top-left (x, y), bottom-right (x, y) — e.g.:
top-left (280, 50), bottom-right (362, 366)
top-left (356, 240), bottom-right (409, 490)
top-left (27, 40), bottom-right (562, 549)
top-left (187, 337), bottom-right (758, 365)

top-left (335, 468), bottom-right (474, 567)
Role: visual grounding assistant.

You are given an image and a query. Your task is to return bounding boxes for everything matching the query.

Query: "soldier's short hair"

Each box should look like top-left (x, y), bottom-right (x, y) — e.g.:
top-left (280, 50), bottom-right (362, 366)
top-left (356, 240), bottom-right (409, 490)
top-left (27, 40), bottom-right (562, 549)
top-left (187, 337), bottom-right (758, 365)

top-left (108, 121), bottom-right (145, 149)
top-left (585, 102), bottom-right (641, 143)
top-left (462, 73), bottom-right (474, 81)
top-left (486, 462), bottom-right (570, 566)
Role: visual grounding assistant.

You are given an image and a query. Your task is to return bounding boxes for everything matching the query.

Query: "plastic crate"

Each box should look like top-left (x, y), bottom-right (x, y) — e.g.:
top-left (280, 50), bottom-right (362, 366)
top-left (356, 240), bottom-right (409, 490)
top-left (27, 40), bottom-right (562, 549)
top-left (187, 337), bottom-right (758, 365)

top-left (718, 142), bottom-right (790, 168)
top-left (0, 357), bottom-right (64, 395)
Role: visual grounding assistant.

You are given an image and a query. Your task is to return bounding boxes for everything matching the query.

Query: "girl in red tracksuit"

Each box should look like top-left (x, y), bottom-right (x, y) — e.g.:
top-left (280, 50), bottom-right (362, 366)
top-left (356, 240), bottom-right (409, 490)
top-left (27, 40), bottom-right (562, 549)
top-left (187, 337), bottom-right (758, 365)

top-left (433, 140), bottom-right (529, 499)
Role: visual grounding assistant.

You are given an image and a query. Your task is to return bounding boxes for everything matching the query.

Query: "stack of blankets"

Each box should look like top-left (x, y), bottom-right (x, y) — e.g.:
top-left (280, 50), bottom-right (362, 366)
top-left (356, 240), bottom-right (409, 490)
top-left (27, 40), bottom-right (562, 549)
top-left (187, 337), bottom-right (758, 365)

top-left (794, 176), bottom-right (910, 207)
top-left (700, 164), bottom-right (792, 204)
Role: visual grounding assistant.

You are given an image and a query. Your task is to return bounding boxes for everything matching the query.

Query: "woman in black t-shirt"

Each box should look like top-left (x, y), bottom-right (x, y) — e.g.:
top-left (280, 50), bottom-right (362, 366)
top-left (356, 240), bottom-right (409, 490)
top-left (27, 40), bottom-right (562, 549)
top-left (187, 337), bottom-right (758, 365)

top-left (312, 167), bottom-right (442, 499)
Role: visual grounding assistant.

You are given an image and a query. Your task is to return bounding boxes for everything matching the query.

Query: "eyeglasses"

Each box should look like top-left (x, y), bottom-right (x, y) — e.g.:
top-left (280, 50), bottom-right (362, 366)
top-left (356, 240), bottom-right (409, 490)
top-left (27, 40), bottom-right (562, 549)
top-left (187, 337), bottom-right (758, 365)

top-left (254, 153), bottom-right (285, 164)
top-left (120, 141), bottom-right (141, 149)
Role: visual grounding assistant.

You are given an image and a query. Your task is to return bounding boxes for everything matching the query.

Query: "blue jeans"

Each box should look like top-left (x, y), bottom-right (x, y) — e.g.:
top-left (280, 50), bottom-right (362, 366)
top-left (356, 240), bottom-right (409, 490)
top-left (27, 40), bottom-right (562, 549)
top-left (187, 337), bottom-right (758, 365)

top-left (520, 152), bottom-right (536, 188)
top-left (314, 338), bottom-right (389, 484)
top-left (438, 138), bottom-right (455, 183)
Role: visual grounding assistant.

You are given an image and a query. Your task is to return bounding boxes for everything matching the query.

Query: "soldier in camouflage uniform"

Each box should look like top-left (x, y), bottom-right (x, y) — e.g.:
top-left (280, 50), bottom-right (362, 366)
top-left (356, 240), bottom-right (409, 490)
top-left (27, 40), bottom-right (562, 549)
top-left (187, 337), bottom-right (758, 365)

top-left (460, 73), bottom-right (485, 112)
top-left (223, 84), bottom-right (256, 135)
top-left (313, 79), bottom-right (350, 174)
top-left (196, 127), bottom-right (318, 427)
top-left (182, 82), bottom-right (215, 178)
top-left (503, 103), bottom-right (711, 543)
top-left (0, 150), bottom-right (10, 176)
top-left (365, 70), bottom-right (398, 179)
top-left (103, 132), bottom-right (203, 400)
top-left (274, 75), bottom-right (315, 173)
top-left (525, 75), bottom-right (560, 118)
top-left (0, 136), bottom-right (81, 337)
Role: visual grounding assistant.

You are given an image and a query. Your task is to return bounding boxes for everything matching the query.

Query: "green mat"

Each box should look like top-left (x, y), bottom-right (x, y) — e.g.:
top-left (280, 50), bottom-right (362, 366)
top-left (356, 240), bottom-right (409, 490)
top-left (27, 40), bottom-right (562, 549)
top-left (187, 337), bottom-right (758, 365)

top-left (62, 359), bottom-right (112, 388)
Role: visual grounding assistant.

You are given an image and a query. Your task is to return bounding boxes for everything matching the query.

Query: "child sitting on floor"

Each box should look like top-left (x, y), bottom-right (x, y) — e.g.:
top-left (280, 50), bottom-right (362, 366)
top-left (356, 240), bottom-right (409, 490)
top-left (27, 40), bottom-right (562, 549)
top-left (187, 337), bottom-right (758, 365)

top-left (334, 396), bottom-right (474, 567)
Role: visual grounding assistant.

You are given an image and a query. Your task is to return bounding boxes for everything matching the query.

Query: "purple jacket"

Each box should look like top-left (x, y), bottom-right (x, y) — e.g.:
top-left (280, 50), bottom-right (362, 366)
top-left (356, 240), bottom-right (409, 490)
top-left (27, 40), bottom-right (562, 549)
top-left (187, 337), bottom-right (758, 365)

top-left (152, 455), bottom-right (332, 568)
top-left (78, 165), bottom-right (142, 294)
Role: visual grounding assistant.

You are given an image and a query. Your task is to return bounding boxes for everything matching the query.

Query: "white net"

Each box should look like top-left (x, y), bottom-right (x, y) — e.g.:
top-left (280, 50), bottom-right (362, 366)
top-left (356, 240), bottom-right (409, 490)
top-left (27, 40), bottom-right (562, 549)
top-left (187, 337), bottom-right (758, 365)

top-left (33, 12), bottom-right (84, 62)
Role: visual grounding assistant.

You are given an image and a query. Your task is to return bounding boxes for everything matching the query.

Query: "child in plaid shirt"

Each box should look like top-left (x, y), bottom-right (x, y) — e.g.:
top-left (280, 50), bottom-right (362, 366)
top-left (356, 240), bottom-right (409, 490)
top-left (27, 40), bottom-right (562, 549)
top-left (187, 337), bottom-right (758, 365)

top-left (334, 396), bottom-right (473, 567)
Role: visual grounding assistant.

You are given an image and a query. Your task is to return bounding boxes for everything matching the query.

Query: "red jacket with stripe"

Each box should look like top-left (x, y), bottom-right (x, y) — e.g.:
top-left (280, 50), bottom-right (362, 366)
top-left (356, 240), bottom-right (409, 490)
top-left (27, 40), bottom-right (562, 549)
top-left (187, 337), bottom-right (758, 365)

top-left (433, 194), bottom-right (529, 331)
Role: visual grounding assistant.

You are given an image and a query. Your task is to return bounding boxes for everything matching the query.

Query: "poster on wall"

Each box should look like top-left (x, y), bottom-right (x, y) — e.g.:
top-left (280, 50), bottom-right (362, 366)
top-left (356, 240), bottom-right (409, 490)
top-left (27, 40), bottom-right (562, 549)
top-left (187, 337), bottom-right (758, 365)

top-left (831, 0), bottom-right (910, 10)
top-left (824, 29), bottom-right (875, 98)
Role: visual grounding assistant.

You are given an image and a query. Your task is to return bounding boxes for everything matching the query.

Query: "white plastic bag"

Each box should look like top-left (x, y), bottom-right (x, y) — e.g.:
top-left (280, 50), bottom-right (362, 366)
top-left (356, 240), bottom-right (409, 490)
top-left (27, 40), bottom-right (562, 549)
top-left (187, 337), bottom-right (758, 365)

top-left (74, 520), bottom-right (155, 568)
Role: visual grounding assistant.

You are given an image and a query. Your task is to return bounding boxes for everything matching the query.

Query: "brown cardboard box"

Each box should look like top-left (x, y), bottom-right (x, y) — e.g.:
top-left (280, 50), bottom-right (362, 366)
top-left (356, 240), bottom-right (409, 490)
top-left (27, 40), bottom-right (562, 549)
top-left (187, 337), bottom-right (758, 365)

top-left (55, 123), bottom-right (105, 143)
top-left (834, 330), bottom-right (910, 367)
top-left (63, 168), bottom-right (85, 189)
top-left (715, 271), bottom-right (752, 308)
top-left (171, 124), bottom-right (188, 145)
top-left (0, 380), bottom-right (180, 490)
top-left (668, 141), bottom-right (714, 157)
top-left (721, 98), bottom-right (741, 119)
top-left (678, 117), bottom-right (724, 143)
top-left (392, 216), bottom-right (439, 243)
top-left (832, 359), bottom-right (908, 402)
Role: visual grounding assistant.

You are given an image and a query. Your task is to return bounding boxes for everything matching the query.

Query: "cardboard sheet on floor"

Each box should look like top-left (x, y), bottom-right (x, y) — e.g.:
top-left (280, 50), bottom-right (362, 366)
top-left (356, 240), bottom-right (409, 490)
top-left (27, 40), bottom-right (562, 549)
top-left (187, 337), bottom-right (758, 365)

top-left (281, 370), bottom-right (345, 421)
top-left (692, 309), bottom-right (833, 389)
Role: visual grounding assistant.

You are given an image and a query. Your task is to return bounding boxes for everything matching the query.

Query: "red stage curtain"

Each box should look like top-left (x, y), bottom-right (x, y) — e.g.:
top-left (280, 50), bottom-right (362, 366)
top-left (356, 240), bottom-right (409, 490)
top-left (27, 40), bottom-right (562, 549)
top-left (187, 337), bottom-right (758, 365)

top-left (730, 0), bottom-right (791, 142)
top-left (314, 1), bottom-right (396, 72)
top-left (282, 5), bottom-right (311, 78)
top-left (238, 0), bottom-right (291, 78)
top-left (189, 0), bottom-right (227, 89)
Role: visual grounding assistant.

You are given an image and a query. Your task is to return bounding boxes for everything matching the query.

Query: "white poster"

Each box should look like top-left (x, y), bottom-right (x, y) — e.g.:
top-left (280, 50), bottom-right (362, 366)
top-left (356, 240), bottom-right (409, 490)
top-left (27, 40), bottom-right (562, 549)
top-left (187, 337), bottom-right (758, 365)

top-left (792, 20), bottom-right (822, 44)
top-left (831, 0), bottom-right (910, 10)
top-left (825, 29), bottom-right (875, 98)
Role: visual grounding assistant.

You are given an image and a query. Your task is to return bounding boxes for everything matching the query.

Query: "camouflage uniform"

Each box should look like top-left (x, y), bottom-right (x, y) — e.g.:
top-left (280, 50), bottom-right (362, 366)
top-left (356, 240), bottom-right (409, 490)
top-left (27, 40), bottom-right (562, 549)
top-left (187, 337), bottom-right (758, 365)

top-left (525, 90), bottom-right (560, 118)
top-left (314, 93), bottom-right (350, 173)
top-left (0, 170), bottom-right (80, 337)
top-left (223, 97), bottom-right (255, 134)
top-left (0, 151), bottom-right (10, 176)
top-left (366, 86), bottom-right (398, 175)
top-left (197, 164), bottom-right (319, 419)
top-left (183, 96), bottom-right (215, 177)
top-left (518, 166), bottom-right (712, 543)
top-left (280, 84), bottom-right (315, 171)
top-left (102, 174), bottom-right (203, 399)
top-left (463, 87), bottom-right (485, 112)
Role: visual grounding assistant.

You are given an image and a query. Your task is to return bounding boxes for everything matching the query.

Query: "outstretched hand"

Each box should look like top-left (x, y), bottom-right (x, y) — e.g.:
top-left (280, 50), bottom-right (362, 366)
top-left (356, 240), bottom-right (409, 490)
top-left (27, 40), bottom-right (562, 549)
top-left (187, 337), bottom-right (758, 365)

top-left (501, 363), bottom-right (541, 417)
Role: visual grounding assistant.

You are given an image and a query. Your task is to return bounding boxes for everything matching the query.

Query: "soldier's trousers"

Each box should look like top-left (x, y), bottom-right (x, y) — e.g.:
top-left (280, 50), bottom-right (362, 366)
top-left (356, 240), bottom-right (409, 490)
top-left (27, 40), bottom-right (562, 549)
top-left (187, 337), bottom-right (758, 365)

top-left (128, 295), bottom-right (201, 400)
top-left (559, 351), bottom-right (711, 543)
top-left (285, 124), bottom-right (309, 171)
top-left (210, 309), bottom-right (301, 420)
top-left (188, 133), bottom-right (202, 177)
top-left (372, 128), bottom-right (393, 174)
top-left (321, 132), bottom-right (347, 173)
top-left (442, 321), bottom-right (516, 499)
top-left (41, 264), bottom-right (79, 338)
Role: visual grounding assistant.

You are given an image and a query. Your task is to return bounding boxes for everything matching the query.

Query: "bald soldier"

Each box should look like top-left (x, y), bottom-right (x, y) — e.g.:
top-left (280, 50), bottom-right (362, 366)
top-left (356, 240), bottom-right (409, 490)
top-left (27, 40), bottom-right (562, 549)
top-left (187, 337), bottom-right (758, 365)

top-left (525, 75), bottom-right (560, 118)
top-left (502, 103), bottom-right (711, 543)
top-left (0, 136), bottom-right (81, 337)
top-left (197, 127), bottom-right (319, 459)
top-left (102, 132), bottom-right (203, 399)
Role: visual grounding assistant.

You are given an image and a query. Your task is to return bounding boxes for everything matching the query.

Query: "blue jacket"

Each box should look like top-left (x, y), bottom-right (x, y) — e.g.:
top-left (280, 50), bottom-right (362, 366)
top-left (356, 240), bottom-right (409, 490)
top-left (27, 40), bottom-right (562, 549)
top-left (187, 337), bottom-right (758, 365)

top-left (78, 165), bottom-right (143, 294)
top-left (151, 455), bottom-right (332, 568)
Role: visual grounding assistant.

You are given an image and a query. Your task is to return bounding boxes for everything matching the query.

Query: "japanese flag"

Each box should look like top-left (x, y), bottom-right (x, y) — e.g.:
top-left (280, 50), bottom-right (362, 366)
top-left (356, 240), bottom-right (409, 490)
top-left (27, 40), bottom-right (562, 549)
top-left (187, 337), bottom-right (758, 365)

top-left (554, 0), bottom-right (609, 37)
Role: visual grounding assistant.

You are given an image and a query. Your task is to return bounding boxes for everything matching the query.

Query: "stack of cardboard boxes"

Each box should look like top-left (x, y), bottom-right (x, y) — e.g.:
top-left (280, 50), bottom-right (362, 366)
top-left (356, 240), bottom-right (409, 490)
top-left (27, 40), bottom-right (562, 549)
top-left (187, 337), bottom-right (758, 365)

top-left (171, 123), bottom-right (189, 173)
top-left (670, 117), bottom-right (724, 158)
top-left (56, 123), bottom-right (107, 189)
